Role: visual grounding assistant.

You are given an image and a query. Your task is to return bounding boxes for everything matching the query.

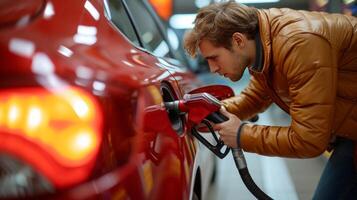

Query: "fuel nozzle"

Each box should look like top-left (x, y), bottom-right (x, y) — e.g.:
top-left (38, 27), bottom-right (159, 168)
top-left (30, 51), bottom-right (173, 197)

top-left (166, 90), bottom-right (271, 199)
top-left (164, 93), bottom-right (224, 124)
top-left (163, 100), bottom-right (188, 115)
top-left (164, 93), bottom-right (230, 158)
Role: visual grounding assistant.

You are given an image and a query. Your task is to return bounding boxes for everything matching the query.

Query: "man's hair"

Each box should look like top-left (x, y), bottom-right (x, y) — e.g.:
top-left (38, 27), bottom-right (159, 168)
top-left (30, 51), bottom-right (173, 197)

top-left (184, 1), bottom-right (258, 57)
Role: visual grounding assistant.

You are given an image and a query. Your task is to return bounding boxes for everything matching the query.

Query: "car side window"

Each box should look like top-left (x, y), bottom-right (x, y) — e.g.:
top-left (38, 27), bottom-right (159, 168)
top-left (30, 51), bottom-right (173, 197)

top-left (107, 0), bottom-right (140, 46)
top-left (165, 26), bottom-right (190, 69)
top-left (123, 0), bottom-right (171, 58)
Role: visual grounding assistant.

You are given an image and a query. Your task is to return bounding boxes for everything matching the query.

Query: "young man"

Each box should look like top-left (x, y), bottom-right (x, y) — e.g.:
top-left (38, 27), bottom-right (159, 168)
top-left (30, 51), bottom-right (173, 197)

top-left (184, 1), bottom-right (357, 199)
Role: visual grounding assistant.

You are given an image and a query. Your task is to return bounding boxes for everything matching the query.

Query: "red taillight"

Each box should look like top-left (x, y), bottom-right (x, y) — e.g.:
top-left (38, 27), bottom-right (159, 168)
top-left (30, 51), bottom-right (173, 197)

top-left (0, 86), bottom-right (103, 188)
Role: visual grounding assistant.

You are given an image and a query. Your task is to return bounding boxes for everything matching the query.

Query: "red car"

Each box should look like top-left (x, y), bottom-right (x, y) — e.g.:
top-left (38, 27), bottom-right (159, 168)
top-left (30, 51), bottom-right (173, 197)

top-left (0, 0), bottom-right (217, 199)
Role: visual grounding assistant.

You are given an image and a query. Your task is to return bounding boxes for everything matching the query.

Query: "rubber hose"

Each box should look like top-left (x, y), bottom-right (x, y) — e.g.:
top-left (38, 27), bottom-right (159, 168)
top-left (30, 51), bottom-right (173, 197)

top-left (238, 168), bottom-right (273, 200)
top-left (232, 150), bottom-right (273, 200)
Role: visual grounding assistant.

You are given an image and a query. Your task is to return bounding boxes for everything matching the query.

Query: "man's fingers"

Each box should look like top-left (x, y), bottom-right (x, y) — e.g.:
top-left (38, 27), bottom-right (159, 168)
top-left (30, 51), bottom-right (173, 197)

top-left (219, 107), bottom-right (231, 117)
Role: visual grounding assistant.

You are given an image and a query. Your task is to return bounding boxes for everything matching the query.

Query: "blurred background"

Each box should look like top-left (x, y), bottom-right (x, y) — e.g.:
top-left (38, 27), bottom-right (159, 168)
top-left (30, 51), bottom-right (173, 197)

top-left (148, 0), bottom-right (357, 199)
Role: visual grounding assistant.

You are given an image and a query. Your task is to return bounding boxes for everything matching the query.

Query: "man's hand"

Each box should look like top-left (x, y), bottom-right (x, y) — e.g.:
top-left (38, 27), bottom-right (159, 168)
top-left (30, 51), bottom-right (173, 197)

top-left (213, 107), bottom-right (242, 148)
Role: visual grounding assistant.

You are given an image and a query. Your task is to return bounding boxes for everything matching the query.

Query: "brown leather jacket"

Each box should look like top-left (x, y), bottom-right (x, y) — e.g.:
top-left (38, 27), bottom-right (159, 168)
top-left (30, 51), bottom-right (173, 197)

top-left (222, 8), bottom-right (357, 158)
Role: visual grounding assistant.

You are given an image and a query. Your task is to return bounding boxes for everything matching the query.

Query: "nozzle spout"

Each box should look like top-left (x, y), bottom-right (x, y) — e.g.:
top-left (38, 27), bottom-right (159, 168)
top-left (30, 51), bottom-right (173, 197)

top-left (164, 101), bottom-right (179, 111)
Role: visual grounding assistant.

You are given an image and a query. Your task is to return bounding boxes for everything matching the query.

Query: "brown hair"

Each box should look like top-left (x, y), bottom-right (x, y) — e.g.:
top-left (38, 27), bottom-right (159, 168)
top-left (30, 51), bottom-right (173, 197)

top-left (184, 1), bottom-right (258, 57)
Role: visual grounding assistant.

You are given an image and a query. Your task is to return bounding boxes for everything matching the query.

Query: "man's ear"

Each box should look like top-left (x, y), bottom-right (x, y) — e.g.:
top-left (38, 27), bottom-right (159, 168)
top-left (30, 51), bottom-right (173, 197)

top-left (232, 32), bottom-right (245, 48)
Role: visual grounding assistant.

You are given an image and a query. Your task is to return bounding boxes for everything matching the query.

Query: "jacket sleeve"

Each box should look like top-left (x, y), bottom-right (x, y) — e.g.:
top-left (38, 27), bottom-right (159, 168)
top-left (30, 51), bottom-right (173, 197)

top-left (222, 75), bottom-right (272, 121)
top-left (240, 34), bottom-right (337, 158)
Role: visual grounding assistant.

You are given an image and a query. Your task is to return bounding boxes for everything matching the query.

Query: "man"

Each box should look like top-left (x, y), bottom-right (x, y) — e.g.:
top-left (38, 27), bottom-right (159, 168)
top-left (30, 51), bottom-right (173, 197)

top-left (184, 1), bottom-right (357, 199)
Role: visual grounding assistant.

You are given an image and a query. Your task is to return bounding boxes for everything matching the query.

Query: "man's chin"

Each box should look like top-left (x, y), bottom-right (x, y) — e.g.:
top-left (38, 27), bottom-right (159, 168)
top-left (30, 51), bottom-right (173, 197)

top-left (222, 73), bottom-right (241, 82)
top-left (229, 76), bottom-right (240, 82)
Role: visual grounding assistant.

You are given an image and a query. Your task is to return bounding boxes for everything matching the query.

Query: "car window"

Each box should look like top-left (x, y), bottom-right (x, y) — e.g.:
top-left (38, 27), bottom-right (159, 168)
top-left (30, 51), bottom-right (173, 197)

top-left (107, 0), bottom-right (140, 46)
top-left (123, 0), bottom-right (171, 58)
top-left (165, 26), bottom-right (190, 68)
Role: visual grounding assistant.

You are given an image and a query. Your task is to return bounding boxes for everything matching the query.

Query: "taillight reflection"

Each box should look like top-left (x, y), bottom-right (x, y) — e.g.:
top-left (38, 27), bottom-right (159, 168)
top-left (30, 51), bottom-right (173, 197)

top-left (0, 86), bottom-right (103, 187)
top-left (0, 87), bottom-right (102, 165)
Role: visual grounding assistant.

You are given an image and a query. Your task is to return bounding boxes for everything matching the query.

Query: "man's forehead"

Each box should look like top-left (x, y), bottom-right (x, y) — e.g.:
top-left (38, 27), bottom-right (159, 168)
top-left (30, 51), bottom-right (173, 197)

top-left (199, 38), bottom-right (214, 48)
top-left (198, 39), bottom-right (216, 54)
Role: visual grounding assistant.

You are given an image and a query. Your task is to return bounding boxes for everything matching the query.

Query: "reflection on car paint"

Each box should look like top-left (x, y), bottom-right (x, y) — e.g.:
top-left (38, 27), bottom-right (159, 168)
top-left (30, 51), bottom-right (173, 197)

top-left (44, 2), bottom-right (55, 20)
top-left (9, 38), bottom-right (35, 58)
top-left (84, 1), bottom-right (100, 21)
top-left (57, 45), bottom-right (73, 57)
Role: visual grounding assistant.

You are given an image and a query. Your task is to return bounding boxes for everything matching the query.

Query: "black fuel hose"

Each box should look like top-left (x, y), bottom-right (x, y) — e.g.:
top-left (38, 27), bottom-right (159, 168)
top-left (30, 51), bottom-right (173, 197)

top-left (232, 148), bottom-right (273, 200)
top-left (207, 112), bottom-right (274, 199)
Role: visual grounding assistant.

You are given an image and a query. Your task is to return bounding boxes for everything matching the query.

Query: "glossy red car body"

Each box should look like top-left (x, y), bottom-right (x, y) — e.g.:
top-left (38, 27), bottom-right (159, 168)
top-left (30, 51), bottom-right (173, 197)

top-left (0, 0), bottom-right (215, 199)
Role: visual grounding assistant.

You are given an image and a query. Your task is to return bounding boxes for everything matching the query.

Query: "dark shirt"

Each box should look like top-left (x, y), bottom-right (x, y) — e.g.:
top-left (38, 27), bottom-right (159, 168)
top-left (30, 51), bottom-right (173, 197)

top-left (251, 31), bottom-right (264, 72)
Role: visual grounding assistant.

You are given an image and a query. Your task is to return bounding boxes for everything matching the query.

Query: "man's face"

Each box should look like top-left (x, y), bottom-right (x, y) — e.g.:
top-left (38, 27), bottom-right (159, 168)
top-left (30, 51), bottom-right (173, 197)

top-left (199, 34), bottom-right (254, 82)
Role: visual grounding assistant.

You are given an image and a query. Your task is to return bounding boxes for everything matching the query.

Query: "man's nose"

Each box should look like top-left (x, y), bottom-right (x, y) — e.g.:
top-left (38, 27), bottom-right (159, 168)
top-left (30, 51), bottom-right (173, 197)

top-left (208, 61), bottom-right (219, 73)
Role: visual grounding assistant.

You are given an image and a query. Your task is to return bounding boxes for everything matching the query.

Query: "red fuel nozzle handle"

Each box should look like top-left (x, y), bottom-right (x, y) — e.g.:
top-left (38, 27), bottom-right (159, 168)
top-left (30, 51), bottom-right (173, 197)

top-left (164, 93), bottom-right (230, 158)
top-left (164, 93), bottom-right (223, 125)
